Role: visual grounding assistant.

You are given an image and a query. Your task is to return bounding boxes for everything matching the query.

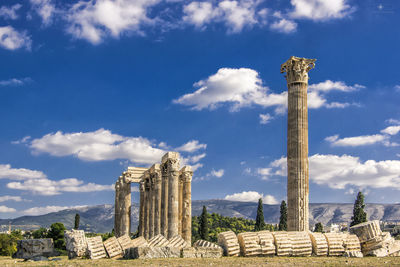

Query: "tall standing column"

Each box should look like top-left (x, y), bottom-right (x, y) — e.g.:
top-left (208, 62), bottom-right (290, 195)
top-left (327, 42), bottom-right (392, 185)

top-left (281, 56), bottom-right (316, 231)
top-left (178, 173), bottom-right (183, 236)
top-left (144, 173), bottom-right (150, 239)
top-left (149, 172), bottom-right (155, 239)
top-left (151, 164), bottom-right (162, 236)
top-left (181, 166), bottom-right (193, 244)
top-left (161, 162), bottom-right (169, 237)
top-left (164, 152), bottom-right (180, 239)
top-left (114, 179), bottom-right (121, 237)
top-left (139, 181), bottom-right (145, 237)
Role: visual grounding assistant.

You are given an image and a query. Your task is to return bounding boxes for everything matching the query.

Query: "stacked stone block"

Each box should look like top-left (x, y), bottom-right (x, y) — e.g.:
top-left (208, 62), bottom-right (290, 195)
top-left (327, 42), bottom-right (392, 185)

top-left (324, 233), bottom-right (345, 256)
top-left (238, 232), bottom-right (262, 257)
top-left (309, 232), bottom-right (328, 256)
top-left (350, 220), bottom-right (400, 257)
top-left (218, 231), bottom-right (240, 256)
top-left (287, 231), bottom-right (312, 256)
top-left (86, 236), bottom-right (107, 259)
top-left (257, 231), bottom-right (276, 256)
top-left (103, 236), bottom-right (123, 258)
top-left (272, 232), bottom-right (292, 256)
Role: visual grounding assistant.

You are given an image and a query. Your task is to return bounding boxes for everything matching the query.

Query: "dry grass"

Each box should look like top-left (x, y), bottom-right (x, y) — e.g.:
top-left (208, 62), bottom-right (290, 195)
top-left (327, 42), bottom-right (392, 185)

top-left (2, 256), bottom-right (400, 267)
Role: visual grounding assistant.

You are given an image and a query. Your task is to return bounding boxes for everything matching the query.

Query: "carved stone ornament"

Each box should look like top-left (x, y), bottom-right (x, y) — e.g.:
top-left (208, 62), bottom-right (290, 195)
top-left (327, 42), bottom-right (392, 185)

top-left (280, 56), bottom-right (316, 84)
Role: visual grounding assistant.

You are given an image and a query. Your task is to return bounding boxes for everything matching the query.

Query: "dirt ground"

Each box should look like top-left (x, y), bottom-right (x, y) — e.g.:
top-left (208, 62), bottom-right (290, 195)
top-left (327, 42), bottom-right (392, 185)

top-left (2, 256), bottom-right (400, 267)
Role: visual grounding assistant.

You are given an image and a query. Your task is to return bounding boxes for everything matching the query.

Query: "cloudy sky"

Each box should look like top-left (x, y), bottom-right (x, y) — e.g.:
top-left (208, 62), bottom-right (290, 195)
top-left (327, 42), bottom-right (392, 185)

top-left (0, 0), bottom-right (399, 218)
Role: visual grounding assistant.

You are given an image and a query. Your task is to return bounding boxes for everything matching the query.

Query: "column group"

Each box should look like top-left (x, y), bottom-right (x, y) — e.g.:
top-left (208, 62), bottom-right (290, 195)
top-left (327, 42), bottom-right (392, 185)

top-left (139, 152), bottom-right (193, 243)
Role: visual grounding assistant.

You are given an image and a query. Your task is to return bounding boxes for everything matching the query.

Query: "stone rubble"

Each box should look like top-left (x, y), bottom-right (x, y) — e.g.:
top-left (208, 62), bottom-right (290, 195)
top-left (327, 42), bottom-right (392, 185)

top-left (103, 236), bottom-right (123, 258)
top-left (64, 229), bottom-right (87, 259)
top-left (12, 239), bottom-right (59, 260)
top-left (86, 236), bottom-right (107, 259)
top-left (168, 235), bottom-right (188, 249)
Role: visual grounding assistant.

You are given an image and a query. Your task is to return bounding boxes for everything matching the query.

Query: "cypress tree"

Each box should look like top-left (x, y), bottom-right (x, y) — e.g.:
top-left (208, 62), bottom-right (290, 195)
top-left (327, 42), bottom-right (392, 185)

top-left (74, 213), bottom-right (80, 230)
top-left (255, 198), bottom-right (266, 231)
top-left (350, 191), bottom-right (367, 227)
top-left (199, 206), bottom-right (209, 240)
top-left (314, 222), bottom-right (323, 233)
top-left (279, 200), bottom-right (287, 231)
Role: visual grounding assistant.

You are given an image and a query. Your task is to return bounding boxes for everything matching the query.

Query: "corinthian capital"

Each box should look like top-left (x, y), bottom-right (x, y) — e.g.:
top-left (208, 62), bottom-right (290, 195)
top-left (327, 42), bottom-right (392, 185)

top-left (281, 56), bottom-right (316, 84)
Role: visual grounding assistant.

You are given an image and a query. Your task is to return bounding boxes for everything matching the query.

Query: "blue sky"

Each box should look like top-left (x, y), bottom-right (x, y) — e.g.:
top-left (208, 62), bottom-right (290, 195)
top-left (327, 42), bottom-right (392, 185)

top-left (0, 0), bottom-right (399, 218)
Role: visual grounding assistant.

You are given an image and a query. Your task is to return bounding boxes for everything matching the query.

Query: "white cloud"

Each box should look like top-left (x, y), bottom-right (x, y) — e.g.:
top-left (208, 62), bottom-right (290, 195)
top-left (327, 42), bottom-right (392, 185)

top-left (290, 0), bottom-right (355, 21)
top-left (0, 164), bottom-right (46, 180)
top-left (66, 0), bottom-right (160, 44)
top-left (381, 126), bottom-right (400, 136)
top-left (259, 113), bottom-right (272, 124)
top-left (257, 168), bottom-right (271, 180)
top-left (395, 85), bottom-right (400, 92)
top-left (11, 136), bottom-right (32, 145)
top-left (270, 18), bottom-right (297, 33)
top-left (0, 78), bottom-right (32, 87)
top-left (387, 119), bottom-right (400, 125)
top-left (308, 80), bottom-right (364, 92)
top-left (0, 196), bottom-right (29, 202)
top-left (0, 26), bottom-right (32, 50)
top-left (22, 205), bottom-right (88, 216)
top-left (173, 68), bottom-right (286, 112)
top-left (210, 169), bottom-right (224, 178)
top-left (176, 140), bottom-right (207, 153)
top-left (174, 69), bottom-right (360, 113)
top-left (29, 128), bottom-right (166, 164)
top-left (7, 177), bottom-right (114, 196)
top-left (183, 0), bottom-right (263, 33)
top-left (183, 153), bottom-right (206, 164)
top-left (1, 164), bottom-right (114, 196)
top-left (224, 191), bottom-right (278, 204)
top-left (30, 0), bottom-right (56, 25)
top-left (325, 134), bottom-right (388, 147)
top-left (0, 205), bottom-right (16, 213)
top-left (266, 154), bottom-right (400, 190)
top-left (0, 4), bottom-right (22, 20)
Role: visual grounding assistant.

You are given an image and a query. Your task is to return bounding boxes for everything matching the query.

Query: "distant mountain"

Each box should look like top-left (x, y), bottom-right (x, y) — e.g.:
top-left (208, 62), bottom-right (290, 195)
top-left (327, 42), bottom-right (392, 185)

top-left (1, 200), bottom-right (400, 233)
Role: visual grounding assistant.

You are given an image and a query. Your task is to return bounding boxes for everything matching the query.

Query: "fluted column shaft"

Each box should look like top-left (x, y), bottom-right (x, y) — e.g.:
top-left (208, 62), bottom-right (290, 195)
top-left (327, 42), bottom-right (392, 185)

top-left (114, 180), bottom-right (121, 237)
top-left (144, 177), bottom-right (150, 239)
top-left (281, 56), bottom-right (315, 232)
top-left (149, 176), bottom-right (155, 239)
top-left (139, 181), bottom-right (145, 237)
top-left (161, 164), bottom-right (168, 237)
top-left (178, 176), bottom-right (183, 236)
top-left (181, 167), bottom-right (192, 244)
top-left (152, 165), bottom-right (162, 236)
top-left (164, 152), bottom-right (180, 239)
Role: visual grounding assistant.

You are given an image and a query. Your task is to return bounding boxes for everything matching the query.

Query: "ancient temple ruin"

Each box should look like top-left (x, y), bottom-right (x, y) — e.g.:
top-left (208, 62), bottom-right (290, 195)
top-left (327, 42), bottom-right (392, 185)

top-left (114, 152), bottom-right (193, 244)
top-left (281, 56), bottom-right (316, 231)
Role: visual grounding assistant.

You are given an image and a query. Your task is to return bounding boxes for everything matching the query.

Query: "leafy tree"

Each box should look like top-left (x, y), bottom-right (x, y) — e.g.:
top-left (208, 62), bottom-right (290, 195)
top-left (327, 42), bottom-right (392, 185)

top-left (47, 222), bottom-right (66, 250)
top-left (32, 227), bottom-right (48, 239)
top-left (199, 206), bottom-right (209, 240)
top-left (0, 230), bottom-right (23, 256)
top-left (350, 191), bottom-right (367, 227)
top-left (74, 214), bottom-right (80, 230)
top-left (314, 222), bottom-right (324, 233)
top-left (279, 200), bottom-right (287, 231)
top-left (255, 198), bottom-right (266, 231)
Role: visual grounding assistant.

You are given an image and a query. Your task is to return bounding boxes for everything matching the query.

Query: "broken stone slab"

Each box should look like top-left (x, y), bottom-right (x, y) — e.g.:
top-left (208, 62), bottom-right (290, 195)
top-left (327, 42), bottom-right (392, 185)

top-left (103, 236), bottom-right (123, 258)
top-left (349, 220), bottom-right (382, 243)
top-left (117, 235), bottom-right (134, 257)
top-left (13, 239), bottom-right (59, 260)
top-left (130, 246), bottom-right (181, 259)
top-left (64, 229), bottom-right (87, 259)
top-left (181, 247), bottom-right (223, 258)
top-left (86, 236), bottom-right (107, 259)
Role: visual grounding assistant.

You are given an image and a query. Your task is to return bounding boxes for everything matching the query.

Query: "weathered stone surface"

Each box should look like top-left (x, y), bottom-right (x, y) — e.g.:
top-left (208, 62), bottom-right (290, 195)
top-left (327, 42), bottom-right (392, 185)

top-left (103, 236), bottom-right (123, 258)
top-left (131, 246), bottom-right (181, 259)
top-left (148, 234), bottom-right (170, 247)
top-left (131, 236), bottom-right (149, 247)
top-left (181, 166), bottom-right (192, 244)
top-left (344, 251), bottom-right (363, 258)
top-left (343, 234), bottom-right (361, 253)
top-left (194, 239), bottom-right (221, 249)
top-left (168, 235), bottom-right (188, 249)
top-left (257, 231), bottom-right (275, 256)
top-left (181, 247), bottom-right (223, 258)
top-left (238, 232), bottom-right (262, 257)
top-left (13, 239), bottom-right (58, 260)
top-left (86, 236), bottom-right (107, 259)
top-left (350, 220), bottom-right (382, 243)
top-left (324, 233), bottom-right (345, 256)
top-left (117, 234), bottom-right (134, 257)
top-left (288, 231), bottom-right (312, 256)
top-left (281, 56), bottom-right (315, 232)
top-left (64, 229), bottom-right (87, 259)
top-left (309, 232), bottom-right (328, 256)
top-left (272, 232), bottom-right (292, 256)
top-left (218, 231), bottom-right (240, 256)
